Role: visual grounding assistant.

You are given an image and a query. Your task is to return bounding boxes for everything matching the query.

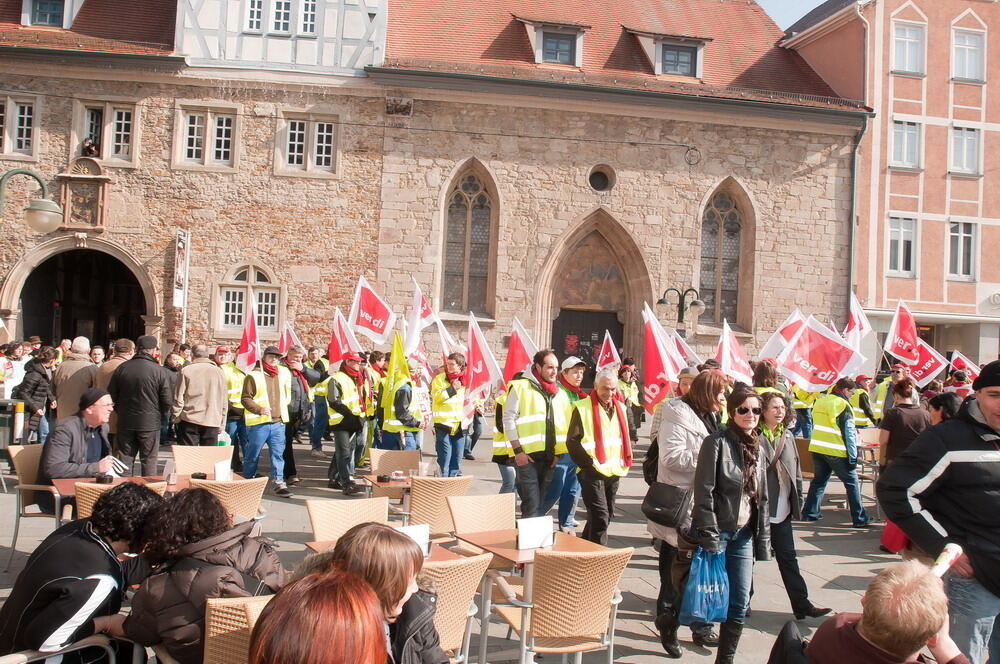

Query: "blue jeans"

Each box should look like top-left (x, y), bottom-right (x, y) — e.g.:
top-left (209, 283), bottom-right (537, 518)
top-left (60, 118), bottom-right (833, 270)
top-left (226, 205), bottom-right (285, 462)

top-left (434, 427), bottom-right (466, 477)
top-left (792, 408), bottom-right (813, 439)
top-left (309, 396), bottom-right (328, 450)
top-left (719, 526), bottom-right (755, 623)
top-left (244, 421), bottom-right (285, 482)
top-left (36, 412), bottom-right (50, 445)
top-left (225, 418), bottom-right (247, 450)
top-left (947, 573), bottom-right (1000, 664)
top-left (497, 463), bottom-right (516, 494)
top-left (382, 430), bottom-right (418, 451)
top-left (802, 452), bottom-right (869, 525)
top-left (538, 453), bottom-right (582, 527)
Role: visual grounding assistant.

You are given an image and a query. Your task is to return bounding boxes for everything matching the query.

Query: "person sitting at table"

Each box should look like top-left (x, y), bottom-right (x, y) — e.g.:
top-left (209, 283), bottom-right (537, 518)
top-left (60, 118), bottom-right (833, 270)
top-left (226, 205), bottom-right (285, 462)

top-left (37, 387), bottom-right (116, 513)
top-left (122, 487), bottom-right (286, 664)
top-left (0, 482), bottom-right (164, 663)
top-left (293, 522), bottom-right (449, 664)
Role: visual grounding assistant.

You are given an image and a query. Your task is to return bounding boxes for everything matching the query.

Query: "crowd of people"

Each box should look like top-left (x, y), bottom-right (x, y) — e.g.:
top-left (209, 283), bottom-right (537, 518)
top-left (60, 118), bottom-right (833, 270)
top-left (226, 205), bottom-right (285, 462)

top-left (0, 327), bottom-right (997, 664)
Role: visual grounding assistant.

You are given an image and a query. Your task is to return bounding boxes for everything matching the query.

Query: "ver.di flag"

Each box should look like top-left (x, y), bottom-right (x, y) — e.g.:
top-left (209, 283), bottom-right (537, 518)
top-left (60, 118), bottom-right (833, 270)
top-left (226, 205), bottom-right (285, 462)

top-left (844, 292), bottom-right (873, 351)
top-left (757, 309), bottom-right (805, 362)
top-left (949, 350), bottom-right (981, 380)
top-left (276, 323), bottom-right (302, 355)
top-left (910, 340), bottom-right (948, 389)
top-left (713, 319), bottom-right (753, 385)
top-left (348, 275), bottom-right (397, 345)
top-left (883, 300), bottom-right (920, 365)
top-left (502, 317), bottom-right (538, 385)
top-left (776, 316), bottom-right (863, 391)
top-left (595, 330), bottom-right (621, 372)
top-left (234, 309), bottom-right (260, 373)
top-left (671, 329), bottom-right (703, 367)
top-left (404, 278), bottom-right (439, 355)
top-left (328, 307), bottom-right (363, 366)
top-left (463, 313), bottom-right (502, 424)
top-left (642, 303), bottom-right (680, 414)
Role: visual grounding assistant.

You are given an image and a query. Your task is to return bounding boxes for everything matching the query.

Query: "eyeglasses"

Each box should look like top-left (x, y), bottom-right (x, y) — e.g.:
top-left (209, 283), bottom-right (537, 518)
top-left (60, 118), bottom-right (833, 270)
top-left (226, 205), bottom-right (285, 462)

top-left (735, 406), bottom-right (762, 415)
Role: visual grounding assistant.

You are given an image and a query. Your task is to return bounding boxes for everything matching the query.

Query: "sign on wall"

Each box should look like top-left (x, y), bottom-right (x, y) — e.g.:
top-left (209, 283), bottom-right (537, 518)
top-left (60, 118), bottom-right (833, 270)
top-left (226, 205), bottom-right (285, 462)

top-left (173, 229), bottom-right (191, 308)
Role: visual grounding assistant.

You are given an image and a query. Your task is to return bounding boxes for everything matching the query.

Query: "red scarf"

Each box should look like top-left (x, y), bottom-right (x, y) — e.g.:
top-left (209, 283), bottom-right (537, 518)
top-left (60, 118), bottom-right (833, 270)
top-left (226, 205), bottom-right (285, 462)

top-left (558, 374), bottom-right (588, 399)
top-left (371, 364), bottom-right (386, 378)
top-left (283, 361), bottom-right (309, 393)
top-left (343, 364), bottom-right (368, 410)
top-left (533, 368), bottom-right (558, 395)
top-left (261, 361), bottom-right (278, 377)
top-left (589, 393), bottom-right (633, 468)
top-left (446, 371), bottom-right (464, 388)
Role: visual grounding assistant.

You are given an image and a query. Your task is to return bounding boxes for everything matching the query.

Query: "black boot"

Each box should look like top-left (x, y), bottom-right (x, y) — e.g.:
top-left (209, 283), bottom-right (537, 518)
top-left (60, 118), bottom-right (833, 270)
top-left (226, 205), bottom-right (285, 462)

top-left (714, 621), bottom-right (743, 664)
top-left (654, 610), bottom-right (682, 658)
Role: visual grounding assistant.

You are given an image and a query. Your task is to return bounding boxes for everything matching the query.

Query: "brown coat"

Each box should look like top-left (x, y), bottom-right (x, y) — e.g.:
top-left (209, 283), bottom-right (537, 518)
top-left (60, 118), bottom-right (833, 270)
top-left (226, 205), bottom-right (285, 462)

top-left (95, 356), bottom-right (128, 434)
top-left (123, 521), bottom-right (287, 664)
top-left (171, 358), bottom-right (228, 429)
top-left (52, 353), bottom-right (96, 421)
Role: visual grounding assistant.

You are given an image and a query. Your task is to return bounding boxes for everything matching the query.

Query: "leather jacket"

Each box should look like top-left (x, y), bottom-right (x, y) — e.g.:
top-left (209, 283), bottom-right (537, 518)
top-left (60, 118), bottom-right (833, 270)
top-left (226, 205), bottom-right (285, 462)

top-left (692, 428), bottom-right (772, 561)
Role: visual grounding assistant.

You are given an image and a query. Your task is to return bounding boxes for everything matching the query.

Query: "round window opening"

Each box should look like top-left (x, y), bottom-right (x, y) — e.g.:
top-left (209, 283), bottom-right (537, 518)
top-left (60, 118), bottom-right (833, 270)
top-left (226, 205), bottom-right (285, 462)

top-left (588, 165), bottom-right (616, 192)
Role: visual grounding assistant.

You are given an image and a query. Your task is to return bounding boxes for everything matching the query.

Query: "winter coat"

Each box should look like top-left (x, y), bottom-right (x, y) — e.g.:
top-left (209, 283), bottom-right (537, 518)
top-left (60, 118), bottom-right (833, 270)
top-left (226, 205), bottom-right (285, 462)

top-left (123, 521), bottom-right (287, 664)
top-left (391, 590), bottom-right (449, 664)
top-left (52, 353), bottom-right (96, 421)
top-left (38, 413), bottom-right (110, 486)
top-left (95, 356), bottom-right (128, 434)
top-left (763, 427), bottom-right (803, 521)
top-left (107, 353), bottom-right (173, 432)
top-left (171, 359), bottom-right (228, 429)
top-left (12, 359), bottom-right (54, 431)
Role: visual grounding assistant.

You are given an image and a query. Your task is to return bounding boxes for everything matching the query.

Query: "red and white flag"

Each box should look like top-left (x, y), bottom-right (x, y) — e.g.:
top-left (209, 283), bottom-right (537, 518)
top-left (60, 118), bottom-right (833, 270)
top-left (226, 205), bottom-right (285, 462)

top-left (776, 316), bottom-right (864, 391)
top-left (502, 317), bottom-right (538, 385)
top-left (883, 300), bottom-right (920, 365)
top-left (328, 307), bottom-right (363, 366)
top-left (642, 303), bottom-right (680, 414)
top-left (910, 340), bottom-right (949, 389)
top-left (758, 309), bottom-right (806, 361)
top-left (234, 309), bottom-right (260, 373)
top-left (844, 292), bottom-right (873, 351)
top-left (714, 319), bottom-right (753, 385)
top-left (404, 279), bottom-right (439, 355)
top-left (463, 314), bottom-right (502, 424)
top-left (595, 330), bottom-right (621, 372)
top-left (276, 323), bottom-right (302, 355)
top-left (949, 350), bottom-right (981, 380)
top-left (671, 329), bottom-right (703, 367)
top-left (348, 276), bottom-right (397, 345)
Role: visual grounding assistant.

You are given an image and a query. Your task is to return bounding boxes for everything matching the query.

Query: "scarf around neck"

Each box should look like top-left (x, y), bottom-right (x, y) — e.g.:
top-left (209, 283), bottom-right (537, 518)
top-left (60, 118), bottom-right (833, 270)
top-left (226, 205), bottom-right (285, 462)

top-left (261, 362), bottom-right (278, 378)
top-left (589, 393), bottom-right (633, 467)
top-left (283, 361), bottom-right (308, 393)
top-left (445, 370), bottom-right (464, 388)
top-left (533, 368), bottom-right (558, 396)
top-left (558, 374), bottom-right (588, 399)
top-left (343, 364), bottom-right (368, 409)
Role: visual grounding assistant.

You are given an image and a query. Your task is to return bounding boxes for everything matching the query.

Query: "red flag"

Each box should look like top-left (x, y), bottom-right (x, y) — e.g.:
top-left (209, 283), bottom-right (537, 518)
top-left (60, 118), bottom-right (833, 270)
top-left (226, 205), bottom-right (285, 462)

top-left (595, 330), bottom-right (621, 372)
top-left (883, 300), bottom-right (920, 365)
top-left (463, 314), bottom-right (502, 423)
top-left (328, 307), bottom-right (363, 365)
top-left (404, 278), bottom-right (439, 355)
top-left (949, 350), bottom-right (981, 380)
top-left (910, 340), bottom-right (948, 389)
top-left (277, 323), bottom-right (302, 354)
top-left (671, 329), bottom-right (703, 366)
top-left (714, 319), bottom-right (753, 385)
top-left (642, 303), bottom-right (679, 414)
top-left (844, 292), bottom-right (873, 351)
top-left (234, 309), bottom-right (260, 372)
top-left (502, 317), bottom-right (538, 385)
top-left (758, 309), bottom-right (805, 361)
top-left (776, 316), bottom-right (863, 391)
top-left (348, 276), bottom-right (397, 345)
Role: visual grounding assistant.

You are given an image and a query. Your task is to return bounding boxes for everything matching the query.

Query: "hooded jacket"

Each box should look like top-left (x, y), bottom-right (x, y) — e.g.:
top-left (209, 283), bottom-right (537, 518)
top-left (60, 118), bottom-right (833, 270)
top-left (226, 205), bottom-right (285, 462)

top-left (12, 358), bottom-right (54, 432)
top-left (390, 590), bottom-right (449, 664)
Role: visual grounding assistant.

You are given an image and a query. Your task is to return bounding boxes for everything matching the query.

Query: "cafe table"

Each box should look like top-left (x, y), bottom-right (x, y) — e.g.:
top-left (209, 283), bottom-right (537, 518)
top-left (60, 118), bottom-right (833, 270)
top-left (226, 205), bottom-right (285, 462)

top-left (51, 473), bottom-right (240, 499)
top-left (304, 540), bottom-right (461, 563)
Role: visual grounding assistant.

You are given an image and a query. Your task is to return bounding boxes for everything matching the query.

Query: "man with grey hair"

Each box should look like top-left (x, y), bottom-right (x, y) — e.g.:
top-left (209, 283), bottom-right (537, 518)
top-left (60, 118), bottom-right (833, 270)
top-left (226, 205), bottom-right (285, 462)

top-left (172, 343), bottom-right (228, 446)
top-left (282, 345), bottom-right (320, 485)
top-left (52, 336), bottom-right (96, 421)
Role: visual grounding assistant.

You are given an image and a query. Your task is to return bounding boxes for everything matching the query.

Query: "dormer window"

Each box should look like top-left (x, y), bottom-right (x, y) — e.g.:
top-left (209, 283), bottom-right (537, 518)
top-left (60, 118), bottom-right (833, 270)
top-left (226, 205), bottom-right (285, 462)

top-left (543, 32), bottom-right (575, 64)
top-left (626, 27), bottom-right (711, 79)
top-left (31, 0), bottom-right (63, 26)
top-left (663, 45), bottom-right (697, 76)
top-left (513, 14), bottom-right (589, 68)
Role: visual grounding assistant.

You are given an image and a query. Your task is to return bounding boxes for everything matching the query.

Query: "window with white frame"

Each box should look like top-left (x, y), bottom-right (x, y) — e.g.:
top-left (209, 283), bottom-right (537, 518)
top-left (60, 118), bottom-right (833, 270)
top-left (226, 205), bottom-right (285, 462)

top-left (178, 107), bottom-right (237, 168)
top-left (31, 0), bottom-right (63, 26)
top-left (953, 30), bottom-right (985, 82)
top-left (272, 0), bottom-right (291, 32)
top-left (301, 0), bottom-right (317, 33)
top-left (218, 265), bottom-right (282, 334)
top-left (951, 126), bottom-right (981, 174)
top-left (948, 222), bottom-right (975, 278)
top-left (277, 115), bottom-right (337, 175)
top-left (77, 101), bottom-right (136, 162)
top-left (888, 216), bottom-right (916, 276)
top-left (892, 121), bottom-right (920, 168)
top-left (893, 23), bottom-right (925, 74)
top-left (0, 96), bottom-right (35, 157)
top-left (662, 44), bottom-right (698, 77)
top-left (246, 0), bottom-right (263, 31)
top-left (542, 32), bottom-right (576, 64)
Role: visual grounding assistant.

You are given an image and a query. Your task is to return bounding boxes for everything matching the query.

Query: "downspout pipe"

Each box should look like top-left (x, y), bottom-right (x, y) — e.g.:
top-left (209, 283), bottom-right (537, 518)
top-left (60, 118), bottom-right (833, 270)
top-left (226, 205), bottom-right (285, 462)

top-left (848, 114), bottom-right (868, 313)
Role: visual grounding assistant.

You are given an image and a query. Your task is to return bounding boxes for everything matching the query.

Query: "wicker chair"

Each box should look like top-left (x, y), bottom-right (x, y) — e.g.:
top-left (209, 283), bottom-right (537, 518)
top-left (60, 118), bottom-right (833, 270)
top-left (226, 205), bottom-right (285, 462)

top-left (169, 445), bottom-right (234, 475)
top-left (305, 496), bottom-right (389, 542)
top-left (5, 445), bottom-right (63, 571)
top-left (420, 552), bottom-right (493, 664)
top-left (369, 449), bottom-right (422, 500)
top-left (75, 482), bottom-right (117, 519)
top-left (490, 547), bottom-right (634, 664)
top-left (0, 634), bottom-right (117, 664)
top-left (190, 477), bottom-right (268, 520)
top-left (447, 493), bottom-right (517, 569)
top-left (404, 475), bottom-right (474, 537)
top-left (202, 595), bottom-right (272, 664)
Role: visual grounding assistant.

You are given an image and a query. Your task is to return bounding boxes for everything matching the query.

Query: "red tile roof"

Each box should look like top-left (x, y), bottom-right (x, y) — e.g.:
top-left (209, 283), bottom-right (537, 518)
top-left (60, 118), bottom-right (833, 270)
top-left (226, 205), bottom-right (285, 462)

top-left (0, 0), bottom-right (176, 56)
top-left (384, 0), bottom-right (862, 110)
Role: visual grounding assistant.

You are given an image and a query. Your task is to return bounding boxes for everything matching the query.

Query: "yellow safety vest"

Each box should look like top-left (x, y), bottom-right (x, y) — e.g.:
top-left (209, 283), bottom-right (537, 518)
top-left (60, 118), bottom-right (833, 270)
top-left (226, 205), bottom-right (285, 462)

top-left (220, 363), bottom-right (246, 409)
top-left (871, 378), bottom-right (891, 420)
top-left (755, 386), bottom-right (782, 396)
top-left (849, 389), bottom-right (873, 428)
top-left (492, 392), bottom-right (513, 459)
top-left (431, 372), bottom-right (465, 434)
top-left (365, 367), bottom-right (384, 417)
top-left (327, 372), bottom-right (362, 425)
top-left (619, 379), bottom-right (640, 408)
top-left (808, 394), bottom-right (851, 458)
top-left (571, 398), bottom-right (628, 478)
top-left (244, 366), bottom-right (292, 426)
top-left (383, 378), bottom-right (423, 433)
top-left (306, 358), bottom-right (330, 397)
top-left (508, 378), bottom-right (571, 455)
top-left (791, 386), bottom-right (818, 410)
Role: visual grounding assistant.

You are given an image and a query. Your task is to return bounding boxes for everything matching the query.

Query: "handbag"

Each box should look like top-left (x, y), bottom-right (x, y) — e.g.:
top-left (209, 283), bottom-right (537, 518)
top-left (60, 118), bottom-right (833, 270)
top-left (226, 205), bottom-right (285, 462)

top-left (641, 481), bottom-right (693, 528)
top-left (880, 519), bottom-right (910, 554)
top-left (679, 547), bottom-right (730, 625)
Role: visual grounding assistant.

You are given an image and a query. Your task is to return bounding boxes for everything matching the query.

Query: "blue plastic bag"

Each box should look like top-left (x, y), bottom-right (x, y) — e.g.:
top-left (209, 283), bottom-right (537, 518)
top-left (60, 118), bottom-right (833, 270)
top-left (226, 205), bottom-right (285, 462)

top-left (678, 547), bottom-right (729, 625)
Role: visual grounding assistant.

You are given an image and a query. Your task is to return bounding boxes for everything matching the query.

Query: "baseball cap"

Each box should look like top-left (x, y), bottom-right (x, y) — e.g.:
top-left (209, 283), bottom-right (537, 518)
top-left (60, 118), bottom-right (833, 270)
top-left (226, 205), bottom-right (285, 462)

top-left (262, 345), bottom-right (281, 357)
top-left (891, 363), bottom-right (907, 370)
top-left (561, 356), bottom-right (587, 371)
top-left (215, 345), bottom-right (231, 354)
top-left (342, 351), bottom-right (363, 362)
top-left (855, 374), bottom-right (872, 382)
top-left (679, 366), bottom-right (700, 379)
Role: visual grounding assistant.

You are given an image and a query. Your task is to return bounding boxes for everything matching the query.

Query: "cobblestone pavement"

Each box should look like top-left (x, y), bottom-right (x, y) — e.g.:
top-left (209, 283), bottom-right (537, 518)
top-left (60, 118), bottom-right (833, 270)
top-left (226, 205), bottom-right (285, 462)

top-left (0, 432), bottom-right (892, 663)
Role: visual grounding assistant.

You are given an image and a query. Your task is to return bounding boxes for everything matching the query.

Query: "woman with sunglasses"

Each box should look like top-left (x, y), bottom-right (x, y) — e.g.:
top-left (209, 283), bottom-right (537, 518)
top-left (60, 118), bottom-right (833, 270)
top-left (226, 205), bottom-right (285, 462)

top-left (691, 388), bottom-right (771, 664)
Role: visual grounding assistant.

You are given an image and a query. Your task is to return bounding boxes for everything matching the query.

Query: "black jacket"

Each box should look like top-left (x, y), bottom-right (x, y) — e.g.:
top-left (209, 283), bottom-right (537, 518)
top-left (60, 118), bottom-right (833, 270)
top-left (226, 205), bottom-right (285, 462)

top-left (393, 383), bottom-right (421, 429)
top-left (108, 353), bottom-right (173, 432)
top-left (390, 590), bottom-right (449, 664)
top-left (763, 428), bottom-right (803, 521)
top-left (12, 358), bottom-right (53, 432)
top-left (284, 362), bottom-right (320, 418)
top-left (692, 429), bottom-right (771, 560)
top-left (0, 519), bottom-right (147, 661)
top-left (877, 397), bottom-right (1000, 597)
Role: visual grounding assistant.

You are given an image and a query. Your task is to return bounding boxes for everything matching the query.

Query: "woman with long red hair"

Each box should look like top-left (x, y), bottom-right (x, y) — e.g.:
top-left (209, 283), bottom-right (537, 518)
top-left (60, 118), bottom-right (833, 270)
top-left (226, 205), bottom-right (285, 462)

top-left (249, 569), bottom-right (387, 664)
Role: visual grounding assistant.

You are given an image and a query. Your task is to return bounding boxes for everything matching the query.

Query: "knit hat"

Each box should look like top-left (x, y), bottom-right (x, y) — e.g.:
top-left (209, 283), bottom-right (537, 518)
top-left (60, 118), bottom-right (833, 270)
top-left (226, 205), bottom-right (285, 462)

top-left (136, 335), bottom-right (158, 350)
top-left (79, 387), bottom-right (110, 411)
top-left (972, 361), bottom-right (1000, 390)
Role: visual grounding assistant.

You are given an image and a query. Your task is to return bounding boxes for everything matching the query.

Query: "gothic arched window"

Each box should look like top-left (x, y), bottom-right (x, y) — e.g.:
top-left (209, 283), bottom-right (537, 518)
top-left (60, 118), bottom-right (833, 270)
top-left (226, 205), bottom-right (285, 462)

top-left (699, 191), bottom-right (742, 324)
top-left (442, 172), bottom-right (494, 315)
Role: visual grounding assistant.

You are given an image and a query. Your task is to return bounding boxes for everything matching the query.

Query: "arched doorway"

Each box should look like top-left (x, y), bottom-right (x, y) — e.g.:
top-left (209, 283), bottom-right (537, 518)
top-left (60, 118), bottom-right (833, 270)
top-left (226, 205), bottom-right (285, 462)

top-left (19, 249), bottom-right (146, 346)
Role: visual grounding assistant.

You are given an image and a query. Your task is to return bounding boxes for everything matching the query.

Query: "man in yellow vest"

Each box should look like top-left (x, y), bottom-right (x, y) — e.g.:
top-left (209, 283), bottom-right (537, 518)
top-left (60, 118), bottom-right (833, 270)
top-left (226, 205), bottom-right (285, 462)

top-left (619, 358), bottom-right (643, 429)
top-left (503, 349), bottom-right (571, 517)
top-left (213, 345), bottom-right (245, 473)
top-left (280, 345), bottom-right (321, 487)
top-left (539, 356), bottom-right (589, 532)
top-left (802, 377), bottom-right (870, 527)
top-left (240, 345), bottom-right (294, 498)
top-left (305, 346), bottom-right (331, 458)
top-left (872, 363), bottom-right (911, 421)
top-left (491, 390), bottom-right (516, 494)
top-left (566, 370), bottom-right (633, 545)
top-left (367, 350), bottom-right (388, 451)
top-left (382, 358), bottom-right (429, 451)
top-left (790, 386), bottom-right (819, 438)
top-left (431, 352), bottom-right (468, 477)
top-left (325, 351), bottom-right (366, 495)
top-left (850, 375), bottom-right (877, 429)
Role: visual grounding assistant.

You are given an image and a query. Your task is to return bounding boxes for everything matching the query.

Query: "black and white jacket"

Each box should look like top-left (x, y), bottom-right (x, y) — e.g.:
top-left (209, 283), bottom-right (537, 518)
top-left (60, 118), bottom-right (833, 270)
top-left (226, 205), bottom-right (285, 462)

top-left (877, 398), bottom-right (1000, 596)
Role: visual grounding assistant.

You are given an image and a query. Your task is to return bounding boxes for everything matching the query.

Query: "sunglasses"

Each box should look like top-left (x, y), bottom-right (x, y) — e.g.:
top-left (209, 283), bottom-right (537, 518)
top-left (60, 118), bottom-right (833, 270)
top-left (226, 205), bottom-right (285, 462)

top-left (735, 406), bottom-right (762, 415)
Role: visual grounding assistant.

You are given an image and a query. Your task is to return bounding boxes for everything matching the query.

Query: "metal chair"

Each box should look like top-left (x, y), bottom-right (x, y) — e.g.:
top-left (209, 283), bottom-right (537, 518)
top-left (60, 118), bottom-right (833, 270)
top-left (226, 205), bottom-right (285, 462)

top-left (305, 496), bottom-right (389, 542)
top-left (190, 477), bottom-right (268, 521)
top-left (0, 634), bottom-right (117, 664)
top-left (5, 444), bottom-right (63, 571)
top-left (169, 445), bottom-right (234, 475)
top-left (202, 595), bottom-right (272, 664)
top-left (420, 552), bottom-right (493, 664)
top-left (402, 475), bottom-right (474, 537)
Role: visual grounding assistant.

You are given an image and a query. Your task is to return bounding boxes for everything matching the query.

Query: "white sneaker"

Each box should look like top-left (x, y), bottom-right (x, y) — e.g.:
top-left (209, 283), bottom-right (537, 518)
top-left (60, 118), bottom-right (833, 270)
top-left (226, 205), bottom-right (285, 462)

top-left (309, 449), bottom-right (328, 458)
top-left (273, 481), bottom-right (293, 498)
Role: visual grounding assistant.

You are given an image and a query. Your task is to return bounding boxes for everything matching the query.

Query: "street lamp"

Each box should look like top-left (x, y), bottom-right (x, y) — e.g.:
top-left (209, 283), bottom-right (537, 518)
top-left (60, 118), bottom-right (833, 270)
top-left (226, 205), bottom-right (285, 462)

top-left (657, 287), bottom-right (706, 334)
top-left (0, 169), bottom-right (63, 233)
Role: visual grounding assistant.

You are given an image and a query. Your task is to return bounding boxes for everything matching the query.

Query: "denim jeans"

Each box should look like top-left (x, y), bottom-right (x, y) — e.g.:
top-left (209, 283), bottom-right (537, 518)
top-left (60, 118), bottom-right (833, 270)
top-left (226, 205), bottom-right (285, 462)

top-left (769, 516), bottom-right (811, 614)
top-left (435, 427), bottom-right (466, 477)
top-left (515, 457), bottom-right (554, 517)
top-left (309, 395), bottom-right (328, 450)
top-left (244, 421), bottom-right (285, 482)
top-left (382, 430), bottom-right (418, 451)
top-left (354, 420), bottom-right (370, 467)
top-left (538, 453), bottom-right (582, 528)
top-left (225, 418), bottom-right (247, 471)
top-left (802, 452), bottom-right (869, 525)
top-left (497, 463), bottom-right (517, 494)
top-left (947, 573), bottom-right (1000, 664)
top-left (465, 413), bottom-right (483, 454)
top-left (792, 408), bottom-right (813, 439)
top-left (328, 428), bottom-right (361, 486)
top-left (36, 412), bottom-right (50, 445)
top-left (719, 525), bottom-right (755, 623)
